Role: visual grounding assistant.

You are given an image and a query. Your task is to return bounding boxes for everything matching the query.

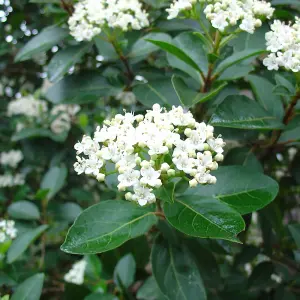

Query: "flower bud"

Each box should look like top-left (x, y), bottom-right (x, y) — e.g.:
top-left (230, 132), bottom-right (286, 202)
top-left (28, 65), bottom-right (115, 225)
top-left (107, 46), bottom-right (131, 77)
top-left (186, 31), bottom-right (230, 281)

top-left (189, 179), bottom-right (198, 187)
top-left (155, 179), bottom-right (162, 187)
top-left (117, 183), bottom-right (126, 191)
top-left (161, 163), bottom-right (170, 172)
top-left (203, 143), bottom-right (209, 150)
top-left (135, 157), bottom-right (142, 165)
top-left (209, 161), bottom-right (218, 170)
top-left (209, 176), bottom-right (217, 184)
top-left (184, 128), bottom-right (192, 137)
top-left (215, 154), bottom-right (224, 162)
top-left (125, 192), bottom-right (133, 201)
top-left (135, 114), bottom-right (144, 122)
top-left (96, 173), bottom-right (105, 182)
top-left (167, 169), bottom-right (176, 177)
top-left (141, 160), bottom-right (150, 168)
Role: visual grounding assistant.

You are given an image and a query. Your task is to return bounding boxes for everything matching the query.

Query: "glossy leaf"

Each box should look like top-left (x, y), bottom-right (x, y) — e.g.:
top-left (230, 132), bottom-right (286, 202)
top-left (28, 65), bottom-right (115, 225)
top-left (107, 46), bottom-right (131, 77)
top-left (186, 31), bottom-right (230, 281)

top-left (15, 26), bottom-right (68, 62)
top-left (61, 200), bottom-right (157, 254)
top-left (45, 72), bottom-right (113, 104)
top-left (172, 75), bottom-right (227, 108)
top-left (155, 182), bottom-right (175, 204)
top-left (213, 49), bottom-right (265, 76)
top-left (151, 235), bottom-right (207, 300)
top-left (129, 33), bottom-right (172, 63)
top-left (247, 75), bottom-right (284, 118)
top-left (41, 165), bottom-right (67, 200)
top-left (183, 166), bottom-right (279, 215)
top-left (279, 116), bottom-right (300, 143)
top-left (12, 128), bottom-right (67, 143)
top-left (47, 43), bottom-right (92, 82)
top-left (133, 78), bottom-right (181, 108)
top-left (146, 39), bottom-right (204, 75)
top-left (137, 276), bottom-right (165, 300)
top-left (164, 196), bottom-right (245, 242)
top-left (218, 64), bottom-right (253, 81)
top-left (57, 202), bottom-right (83, 222)
top-left (224, 147), bottom-right (263, 172)
top-left (210, 95), bottom-right (284, 130)
top-left (11, 273), bottom-right (45, 300)
top-left (288, 224), bottom-right (300, 248)
top-left (7, 225), bottom-right (48, 263)
top-left (113, 253), bottom-right (136, 288)
top-left (8, 200), bottom-right (40, 220)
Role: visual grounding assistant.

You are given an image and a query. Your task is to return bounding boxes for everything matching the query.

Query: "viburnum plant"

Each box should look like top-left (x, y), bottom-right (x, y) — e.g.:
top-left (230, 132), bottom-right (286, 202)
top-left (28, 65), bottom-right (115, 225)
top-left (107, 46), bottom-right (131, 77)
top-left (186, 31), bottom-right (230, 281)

top-left (1, 0), bottom-right (300, 299)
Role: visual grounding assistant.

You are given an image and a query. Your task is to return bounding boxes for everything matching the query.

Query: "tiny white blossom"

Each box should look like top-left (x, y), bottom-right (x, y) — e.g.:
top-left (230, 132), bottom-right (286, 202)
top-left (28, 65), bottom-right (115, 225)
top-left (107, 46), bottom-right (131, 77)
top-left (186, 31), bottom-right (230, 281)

top-left (0, 150), bottom-right (23, 168)
top-left (0, 219), bottom-right (17, 242)
top-left (64, 259), bottom-right (87, 285)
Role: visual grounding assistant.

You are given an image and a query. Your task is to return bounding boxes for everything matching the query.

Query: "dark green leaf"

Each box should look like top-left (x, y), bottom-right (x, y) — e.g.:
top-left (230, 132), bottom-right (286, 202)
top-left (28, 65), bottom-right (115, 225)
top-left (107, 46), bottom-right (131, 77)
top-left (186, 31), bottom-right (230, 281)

top-left (183, 166), bottom-right (279, 215)
top-left (15, 26), bottom-right (68, 62)
top-left (12, 128), bottom-right (68, 143)
top-left (275, 73), bottom-right (296, 95)
top-left (47, 43), bottom-right (92, 82)
top-left (172, 75), bottom-right (227, 108)
top-left (155, 182), bottom-right (175, 204)
top-left (213, 49), bottom-right (265, 76)
top-left (224, 147), bottom-right (263, 173)
top-left (288, 224), bottom-right (300, 248)
top-left (247, 75), bottom-right (284, 118)
top-left (61, 201), bottom-right (157, 254)
top-left (248, 262), bottom-right (274, 288)
top-left (151, 235), bottom-right (207, 300)
top-left (45, 72), bottom-right (113, 104)
top-left (41, 165), bottom-right (67, 200)
top-left (146, 39), bottom-right (204, 75)
top-left (94, 36), bottom-right (118, 62)
top-left (11, 273), bottom-right (45, 300)
top-left (57, 202), bottom-right (83, 222)
top-left (210, 95), bottom-right (284, 130)
top-left (7, 225), bottom-right (48, 263)
top-left (137, 276), bottom-right (166, 300)
top-left (133, 78), bottom-right (181, 108)
top-left (279, 115), bottom-right (300, 143)
top-left (164, 196), bottom-right (245, 242)
top-left (8, 201), bottom-right (40, 220)
top-left (113, 253), bottom-right (136, 288)
top-left (218, 64), bottom-right (254, 81)
top-left (129, 33), bottom-right (172, 63)
top-left (85, 294), bottom-right (117, 300)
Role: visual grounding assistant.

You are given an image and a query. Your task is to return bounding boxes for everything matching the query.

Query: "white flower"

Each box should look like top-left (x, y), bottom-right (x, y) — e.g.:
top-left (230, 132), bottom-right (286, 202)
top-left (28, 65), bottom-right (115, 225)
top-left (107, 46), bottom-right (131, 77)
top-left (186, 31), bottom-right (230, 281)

top-left (64, 259), bottom-right (87, 285)
top-left (7, 95), bottom-right (48, 118)
top-left (74, 104), bottom-right (224, 206)
top-left (263, 18), bottom-right (300, 72)
top-left (68, 0), bottom-right (149, 42)
top-left (116, 91), bottom-right (137, 106)
top-left (0, 173), bottom-right (25, 188)
top-left (0, 219), bottom-right (17, 242)
top-left (168, 0), bottom-right (274, 34)
top-left (0, 150), bottom-right (23, 168)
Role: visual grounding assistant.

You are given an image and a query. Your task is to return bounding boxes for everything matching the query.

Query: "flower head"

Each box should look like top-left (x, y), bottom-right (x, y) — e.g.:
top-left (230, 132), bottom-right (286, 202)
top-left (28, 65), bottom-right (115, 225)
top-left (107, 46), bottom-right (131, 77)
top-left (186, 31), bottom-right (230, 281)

top-left (0, 219), bottom-right (17, 243)
top-left (74, 104), bottom-right (225, 206)
top-left (64, 259), bottom-right (87, 285)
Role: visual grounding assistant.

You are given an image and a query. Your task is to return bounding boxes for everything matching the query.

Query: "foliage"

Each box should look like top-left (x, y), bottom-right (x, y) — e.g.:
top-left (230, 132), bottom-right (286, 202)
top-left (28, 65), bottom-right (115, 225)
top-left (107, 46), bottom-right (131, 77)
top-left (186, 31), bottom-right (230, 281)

top-left (0, 0), bottom-right (300, 299)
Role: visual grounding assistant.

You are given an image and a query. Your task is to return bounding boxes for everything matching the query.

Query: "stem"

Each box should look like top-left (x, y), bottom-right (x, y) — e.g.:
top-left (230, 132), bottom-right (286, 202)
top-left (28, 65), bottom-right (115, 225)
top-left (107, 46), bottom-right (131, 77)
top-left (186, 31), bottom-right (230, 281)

top-left (60, 0), bottom-right (73, 15)
top-left (39, 198), bottom-right (48, 270)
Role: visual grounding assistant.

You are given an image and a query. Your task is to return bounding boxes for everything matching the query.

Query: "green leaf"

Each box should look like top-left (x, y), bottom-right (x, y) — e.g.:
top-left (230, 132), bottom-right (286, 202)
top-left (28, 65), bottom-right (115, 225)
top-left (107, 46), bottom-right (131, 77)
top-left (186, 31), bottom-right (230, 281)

top-left (164, 196), bottom-right (245, 242)
top-left (11, 128), bottom-right (68, 143)
top-left (129, 33), bottom-right (172, 63)
top-left (279, 115), bottom-right (300, 143)
top-left (218, 64), bottom-right (253, 81)
top-left (133, 78), bottom-right (181, 108)
top-left (155, 182), bottom-right (175, 204)
top-left (247, 75), bottom-right (284, 118)
top-left (45, 72), bottom-right (113, 104)
top-left (183, 166), bottom-right (279, 215)
top-left (248, 262), bottom-right (274, 288)
top-left (213, 49), bottom-right (266, 77)
top-left (224, 147), bottom-right (263, 173)
top-left (8, 200), bottom-right (40, 220)
top-left (274, 73), bottom-right (296, 95)
top-left (113, 253), bottom-right (136, 288)
top-left (85, 294), bottom-right (117, 300)
top-left (146, 39), bottom-right (204, 76)
top-left (272, 0), bottom-right (300, 6)
top-left (94, 36), bottom-right (119, 62)
top-left (7, 225), bottom-right (48, 263)
top-left (172, 75), bottom-right (227, 108)
top-left (47, 43), bottom-right (92, 82)
top-left (288, 224), bottom-right (300, 248)
top-left (41, 165), bottom-right (67, 200)
top-left (11, 273), bottom-right (45, 300)
top-left (57, 202), bottom-right (83, 222)
top-left (137, 276), bottom-right (165, 300)
top-left (15, 25), bottom-right (69, 62)
top-left (210, 95), bottom-right (284, 130)
top-left (151, 235), bottom-right (207, 300)
top-left (61, 200), bottom-right (157, 254)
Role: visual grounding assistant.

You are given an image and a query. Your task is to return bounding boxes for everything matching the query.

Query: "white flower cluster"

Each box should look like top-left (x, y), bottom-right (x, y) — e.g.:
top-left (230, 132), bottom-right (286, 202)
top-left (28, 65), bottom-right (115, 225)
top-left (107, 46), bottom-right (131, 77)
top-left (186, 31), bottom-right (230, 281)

top-left (64, 259), bottom-right (87, 285)
top-left (0, 150), bottom-right (23, 168)
top-left (68, 0), bottom-right (149, 42)
top-left (7, 95), bottom-right (48, 118)
top-left (0, 174), bottom-right (25, 188)
top-left (116, 91), bottom-right (137, 106)
top-left (50, 104), bottom-right (81, 134)
top-left (166, 0), bottom-right (196, 20)
top-left (204, 0), bottom-right (274, 33)
top-left (263, 18), bottom-right (300, 72)
top-left (74, 104), bottom-right (225, 206)
top-left (0, 219), bottom-right (17, 243)
top-left (166, 0), bottom-right (274, 34)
